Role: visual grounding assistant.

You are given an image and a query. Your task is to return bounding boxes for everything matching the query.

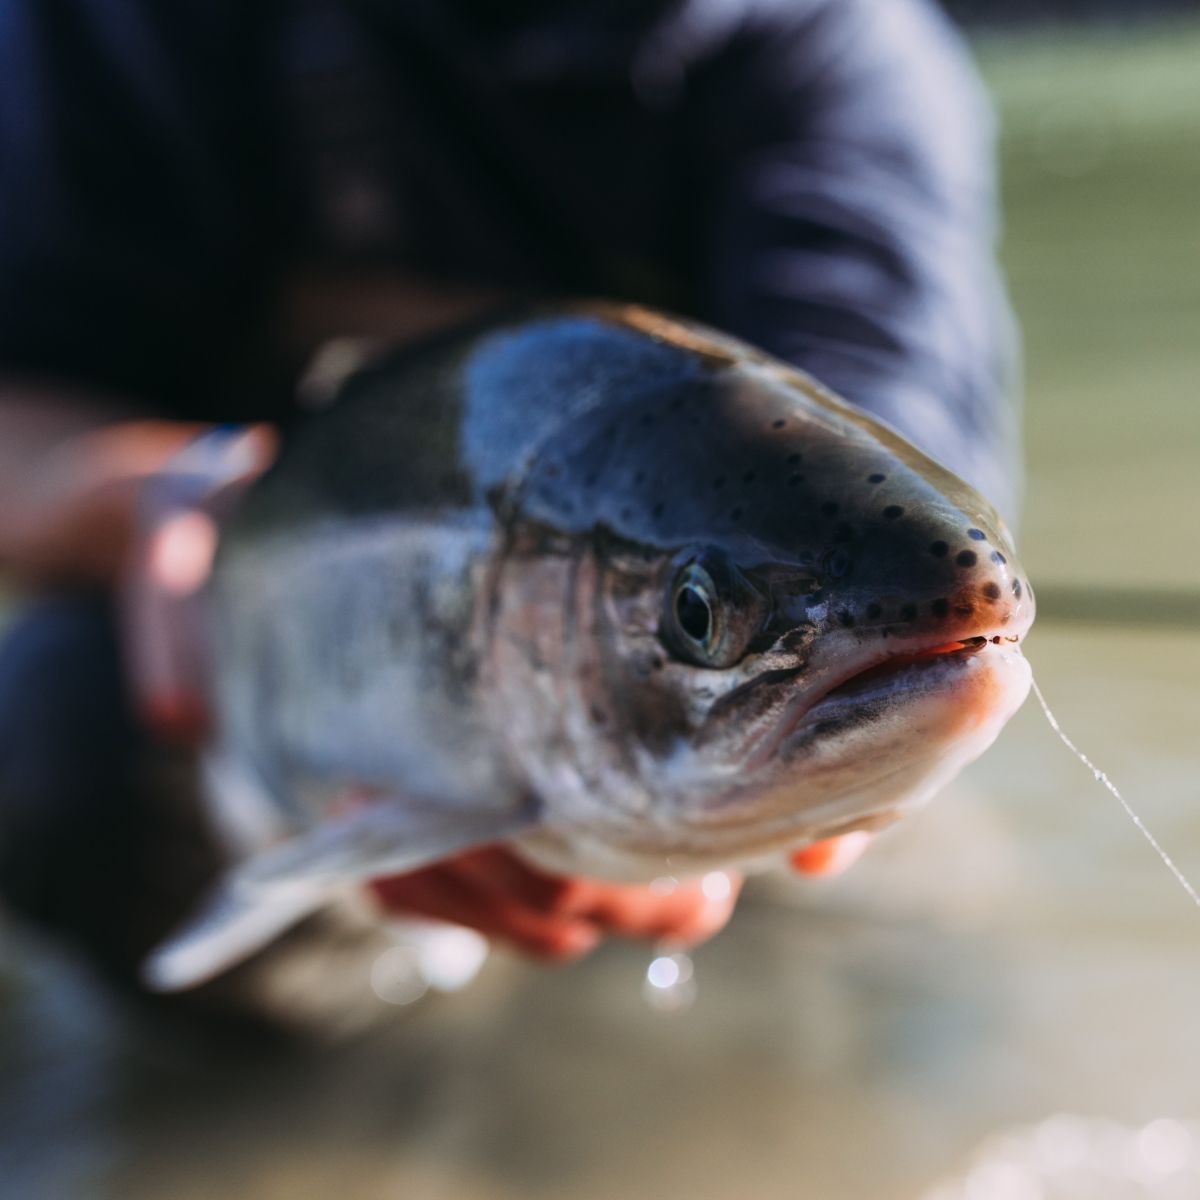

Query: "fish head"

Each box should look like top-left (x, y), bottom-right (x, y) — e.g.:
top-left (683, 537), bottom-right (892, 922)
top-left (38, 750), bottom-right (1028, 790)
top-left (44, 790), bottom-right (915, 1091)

top-left (489, 310), bottom-right (1034, 877)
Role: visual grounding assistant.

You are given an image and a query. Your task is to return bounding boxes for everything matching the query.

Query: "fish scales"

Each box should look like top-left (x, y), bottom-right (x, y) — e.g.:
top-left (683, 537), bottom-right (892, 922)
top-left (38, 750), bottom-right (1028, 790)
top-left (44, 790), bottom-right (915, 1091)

top-left (145, 302), bottom-right (1035, 991)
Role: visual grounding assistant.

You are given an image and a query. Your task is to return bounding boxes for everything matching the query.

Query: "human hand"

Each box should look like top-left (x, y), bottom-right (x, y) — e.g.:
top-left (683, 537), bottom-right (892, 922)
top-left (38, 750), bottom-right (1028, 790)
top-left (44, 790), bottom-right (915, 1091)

top-left (368, 845), bottom-right (743, 960)
top-left (369, 831), bottom-right (874, 961)
top-left (0, 414), bottom-right (207, 587)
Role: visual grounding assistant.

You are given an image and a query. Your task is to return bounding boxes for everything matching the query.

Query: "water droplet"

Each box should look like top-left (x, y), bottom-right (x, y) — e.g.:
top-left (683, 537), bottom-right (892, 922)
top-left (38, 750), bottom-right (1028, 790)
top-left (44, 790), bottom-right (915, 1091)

top-left (1137, 1119), bottom-right (1191, 1175)
top-left (964, 1161), bottom-right (1040, 1200)
top-left (1035, 1114), bottom-right (1089, 1169)
top-left (647, 956), bottom-right (681, 989)
top-left (643, 951), bottom-right (696, 1014)
top-left (370, 946), bottom-right (428, 1006)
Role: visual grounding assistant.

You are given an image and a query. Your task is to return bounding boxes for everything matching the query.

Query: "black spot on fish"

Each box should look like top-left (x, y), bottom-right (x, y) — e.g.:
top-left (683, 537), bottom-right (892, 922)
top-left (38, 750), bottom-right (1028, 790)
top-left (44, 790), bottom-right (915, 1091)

top-left (584, 473), bottom-right (597, 486)
top-left (772, 419), bottom-right (786, 429)
top-left (828, 548), bottom-right (850, 578)
top-left (591, 705), bottom-right (609, 724)
top-left (883, 505), bottom-right (904, 519)
top-left (982, 582), bottom-right (1001, 600)
top-left (838, 611), bottom-right (855, 628)
top-left (713, 475), bottom-right (726, 489)
top-left (640, 413), bottom-right (654, 427)
top-left (931, 598), bottom-right (950, 618)
top-left (866, 603), bottom-right (883, 619)
top-left (968, 528), bottom-right (986, 541)
top-left (634, 471), bottom-right (645, 485)
top-left (652, 502), bottom-right (664, 518)
top-left (787, 453), bottom-right (802, 465)
top-left (788, 473), bottom-right (804, 486)
top-left (620, 507), bottom-right (632, 520)
top-left (868, 473), bottom-right (886, 483)
top-left (900, 603), bottom-right (917, 621)
top-left (730, 507), bottom-right (744, 521)
top-left (821, 502), bottom-right (839, 516)
top-left (544, 462), bottom-right (562, 477)
top-left (956, 550), bottom-right (978, 568)
top-left (668, 396), bottom-right (685, 411)
top-left (742, 471), bottom-right (756, 484)
top-left (930, 541), bottom-right (949, 558)
top-left (991, 551), bottom-right (1006, 564)
top-left (1013, 580), bottom-right (1022, 598)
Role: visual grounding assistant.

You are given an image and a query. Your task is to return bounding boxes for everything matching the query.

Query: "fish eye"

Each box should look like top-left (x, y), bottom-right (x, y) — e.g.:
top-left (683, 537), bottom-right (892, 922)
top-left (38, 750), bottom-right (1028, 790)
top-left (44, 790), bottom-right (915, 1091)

top-left (663, 552), bottom-right (769, 669)
top-left (675, 582), bottom-right (712, 642)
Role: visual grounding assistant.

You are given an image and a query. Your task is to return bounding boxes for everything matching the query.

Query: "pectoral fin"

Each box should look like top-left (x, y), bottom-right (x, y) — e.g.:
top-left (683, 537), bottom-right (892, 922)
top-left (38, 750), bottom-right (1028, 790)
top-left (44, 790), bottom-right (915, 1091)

top-left (143, 801), bottom-right (536, 992)
top-left (141, 877), bottom-right (337, 994)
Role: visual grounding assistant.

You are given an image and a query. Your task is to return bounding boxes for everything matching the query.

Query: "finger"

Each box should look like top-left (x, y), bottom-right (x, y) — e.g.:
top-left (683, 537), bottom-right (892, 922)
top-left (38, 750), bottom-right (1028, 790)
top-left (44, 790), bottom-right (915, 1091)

top-left (439, 847), bottom-right (650, 928)
top-left (578, 871), bottom-right (743, 945)
top-left (441, 845), bottom-right (580, 913)
top-left (447, 849), bottom-right (743, 945)
top-left (434, 853), bottom-right (605, 958)
top-left (369, 864), bottom-right (599, 960)
top-left (789, 831), bottom-right (874, 877)
top-left (681, 871), bottom-right (743, 944)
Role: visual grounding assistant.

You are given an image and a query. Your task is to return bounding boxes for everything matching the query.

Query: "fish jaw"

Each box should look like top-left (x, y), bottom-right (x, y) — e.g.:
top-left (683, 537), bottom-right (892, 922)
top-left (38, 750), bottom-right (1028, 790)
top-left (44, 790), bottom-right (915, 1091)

top-left (655, 629), bottom-right (1035, 866)
top-left (644, 566), bottom-right (1036, 864)
top-left (667, 640), bottom-right (1033, 871)
top-left (755, 638), bottom-right (1032, 839)
top-left (730, 573), bottom-right (1035, 770)
top-left (513, 637), bottom-right (1031, 881)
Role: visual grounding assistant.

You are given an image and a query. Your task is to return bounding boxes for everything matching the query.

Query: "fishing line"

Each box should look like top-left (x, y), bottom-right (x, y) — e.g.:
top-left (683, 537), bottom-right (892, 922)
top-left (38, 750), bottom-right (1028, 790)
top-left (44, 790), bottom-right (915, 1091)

top-left (1031, 677), bottom-right (1200, 909)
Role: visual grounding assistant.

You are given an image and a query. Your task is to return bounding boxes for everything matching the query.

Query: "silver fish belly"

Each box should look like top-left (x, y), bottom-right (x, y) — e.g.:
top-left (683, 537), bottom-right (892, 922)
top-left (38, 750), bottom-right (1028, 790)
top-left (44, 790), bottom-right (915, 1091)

top-left (144, 302), bottom-right (1034, 991)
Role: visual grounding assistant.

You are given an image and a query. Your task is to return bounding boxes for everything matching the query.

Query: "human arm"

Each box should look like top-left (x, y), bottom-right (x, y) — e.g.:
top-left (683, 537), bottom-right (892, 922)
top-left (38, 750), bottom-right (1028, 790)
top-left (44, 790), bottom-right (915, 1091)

top-left (0, 390), bottom-right (206, 589)
top-left (682, 0), bottom-right (1020, 520)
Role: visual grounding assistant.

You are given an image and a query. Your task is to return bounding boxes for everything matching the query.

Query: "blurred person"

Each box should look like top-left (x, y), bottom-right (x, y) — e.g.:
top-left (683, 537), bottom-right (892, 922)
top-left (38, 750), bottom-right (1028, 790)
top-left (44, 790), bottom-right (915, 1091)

top-left (0, 0), bottom-right (1017, 1015)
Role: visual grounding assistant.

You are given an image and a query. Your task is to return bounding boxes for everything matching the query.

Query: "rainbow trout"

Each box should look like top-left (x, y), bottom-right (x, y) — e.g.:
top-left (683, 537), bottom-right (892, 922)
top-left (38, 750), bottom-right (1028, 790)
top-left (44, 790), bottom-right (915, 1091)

top-left (146, 304), bottom-right (1034, 990)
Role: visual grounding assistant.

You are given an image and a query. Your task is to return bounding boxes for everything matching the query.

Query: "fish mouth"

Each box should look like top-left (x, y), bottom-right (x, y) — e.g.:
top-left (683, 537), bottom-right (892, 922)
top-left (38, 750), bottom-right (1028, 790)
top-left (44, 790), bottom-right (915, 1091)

top-left (808, 632), bottom-right (1025, 715)
top-left (825, 635), bottom-right (996, 698)
top-left (739, 632), bottom-right (1024, 772)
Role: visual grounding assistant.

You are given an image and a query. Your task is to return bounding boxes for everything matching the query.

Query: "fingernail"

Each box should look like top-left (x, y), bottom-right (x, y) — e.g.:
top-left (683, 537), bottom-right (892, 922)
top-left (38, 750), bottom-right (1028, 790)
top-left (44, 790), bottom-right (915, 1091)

top-left (790, 830), bottom-right (873, 876)
top-left (558, 924), bottom-right (601, 957)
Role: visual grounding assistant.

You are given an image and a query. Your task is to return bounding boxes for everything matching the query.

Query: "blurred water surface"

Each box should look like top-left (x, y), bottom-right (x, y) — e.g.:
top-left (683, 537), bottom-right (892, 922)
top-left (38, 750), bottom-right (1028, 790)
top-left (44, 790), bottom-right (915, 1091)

top-left (989, 21), bottom-right (1200, 591)
top-left (5, 19), bottom-right (1200, 1200)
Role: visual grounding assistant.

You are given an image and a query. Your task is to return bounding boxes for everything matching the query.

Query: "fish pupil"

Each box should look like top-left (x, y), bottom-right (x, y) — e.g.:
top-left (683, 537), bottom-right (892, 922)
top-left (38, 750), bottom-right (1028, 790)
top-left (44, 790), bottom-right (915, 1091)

top-left (676, 586), bottom-right (712, 642)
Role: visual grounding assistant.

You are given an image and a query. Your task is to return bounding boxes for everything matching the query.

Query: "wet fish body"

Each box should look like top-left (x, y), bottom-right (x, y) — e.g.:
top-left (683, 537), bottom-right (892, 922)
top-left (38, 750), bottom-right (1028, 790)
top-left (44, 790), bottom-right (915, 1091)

top-left (148, 303), bottom-right (1034, 990)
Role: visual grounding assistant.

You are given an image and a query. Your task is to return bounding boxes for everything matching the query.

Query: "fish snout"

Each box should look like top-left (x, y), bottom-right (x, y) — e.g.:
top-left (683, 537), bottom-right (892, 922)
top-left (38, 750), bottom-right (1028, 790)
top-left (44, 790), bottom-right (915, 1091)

top-left (932, 579), bottom-right (1033, 644)
top-left (816, 513), bottom-right (1034, 648)
top-left (918, 525), bottom-right (1034, 642)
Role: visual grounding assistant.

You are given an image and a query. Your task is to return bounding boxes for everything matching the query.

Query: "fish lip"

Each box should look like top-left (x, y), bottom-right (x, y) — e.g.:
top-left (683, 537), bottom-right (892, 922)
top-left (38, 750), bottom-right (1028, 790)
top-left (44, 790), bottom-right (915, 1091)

top-left (740, 628), bottom-right (1026, 772)
top-left (823, 635), bottom-right (993, 696)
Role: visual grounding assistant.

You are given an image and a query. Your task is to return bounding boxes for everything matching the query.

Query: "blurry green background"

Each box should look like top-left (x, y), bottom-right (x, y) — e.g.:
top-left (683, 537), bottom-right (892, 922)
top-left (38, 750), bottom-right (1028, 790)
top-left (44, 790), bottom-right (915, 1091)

top-left (5, 15), bottom-right (1200, 1200)
top-left (994, 22), bottom-right (1200, 593)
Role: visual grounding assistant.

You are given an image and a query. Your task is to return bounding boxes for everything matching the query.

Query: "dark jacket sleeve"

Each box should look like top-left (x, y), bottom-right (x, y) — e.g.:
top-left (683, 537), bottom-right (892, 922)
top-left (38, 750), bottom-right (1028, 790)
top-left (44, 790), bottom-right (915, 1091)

top-left (0, 0), bottom-right (1020, 517)
top-left (0, 0), bottom-right (276, 412)
top-left (662, 0), bottom-right (1020, 518)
